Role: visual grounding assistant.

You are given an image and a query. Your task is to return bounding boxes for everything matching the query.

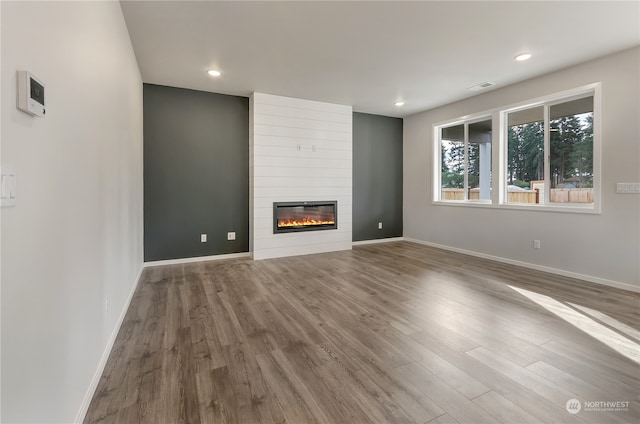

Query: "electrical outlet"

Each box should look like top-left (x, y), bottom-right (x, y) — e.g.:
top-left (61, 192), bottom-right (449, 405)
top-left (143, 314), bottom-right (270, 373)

top-left (201, 234), bottom-right (207, 243)
top-left (533, 240), bottom-right (541, 249)
top-left (227, 232), bottom-right (236, 241)
top-left (378, 222), bottom-right (383, 230)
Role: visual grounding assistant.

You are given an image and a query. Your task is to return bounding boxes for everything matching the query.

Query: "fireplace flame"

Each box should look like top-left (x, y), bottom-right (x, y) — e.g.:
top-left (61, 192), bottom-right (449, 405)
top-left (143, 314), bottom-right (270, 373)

top-left (278, 217), bottom-right (335, 227)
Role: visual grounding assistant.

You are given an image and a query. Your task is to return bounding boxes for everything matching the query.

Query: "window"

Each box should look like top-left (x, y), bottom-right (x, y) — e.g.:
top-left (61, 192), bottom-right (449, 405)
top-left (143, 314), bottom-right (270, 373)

top-left (550, 97), bottom-right (594, 204)
top-left (506, 94), bottom-right (594, 206)
top-left (434, 84), bottom-right (599, 212)
top-left (506, 106), bottom-right (544, 203)
top-left (439, 118), bottom-right (492, 201)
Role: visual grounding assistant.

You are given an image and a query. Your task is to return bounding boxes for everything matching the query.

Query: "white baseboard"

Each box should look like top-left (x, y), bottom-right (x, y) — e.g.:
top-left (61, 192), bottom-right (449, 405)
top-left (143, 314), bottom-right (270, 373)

top-left (74, 265), bottom-right (144, 423)
top-left (352, 237), bottom-right (405, 246)
top-left (144, 252), bottom-right (250, 267)
top-left (404, 238), bottom-right (640, 293)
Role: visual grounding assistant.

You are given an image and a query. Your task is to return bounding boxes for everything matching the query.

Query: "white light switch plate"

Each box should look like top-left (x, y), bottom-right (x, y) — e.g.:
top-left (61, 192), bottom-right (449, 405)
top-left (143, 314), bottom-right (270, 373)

top-left (616, 182), bottom-right (640, 194)
top-left (1, 167), bottom-right (17, 207)
top-left (227, 232), bottom-right (236, 241)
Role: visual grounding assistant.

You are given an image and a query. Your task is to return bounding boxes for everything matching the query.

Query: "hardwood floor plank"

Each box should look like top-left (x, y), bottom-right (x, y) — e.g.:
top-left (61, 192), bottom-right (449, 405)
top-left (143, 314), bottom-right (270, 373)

top-left (535, 343), bottom-right (640, 400)
top-left (426, 414), bottom-right (462, 424)
top-left (229, 342), bottom-right (288, 424)
top-left (278, 343), bottom-right (374, 424)
top-left (397, 335), bottom-right (490, 400)
top-left (354, 359), bottom-right (445, 423)
top-left (472, 390), bottom-right (544, 424)
top-left (269, 291), bottom-right (327, 346)
top-left (186, 274), bottom-right (228, 370)
top-left (410, 329), bottom-right (587, 423)
top-left (466, 346), bottom-right (627, 424)
top-left (394, 361), bottom-right (498, 423)
top-left (256, 349), bottom-right (330, 424)
top-left (201, 275), bottom-right (243, 347)
top-left (210, 365), bottom-right (241, 423)
top-left (437, 312), bottom-right (542, 367)
top-left (410, 325), bottom-right (480, 358)
top-left (540, 340), bottom-right (640, 390)
top-left (311, 342), bottom-right (407, 424)
top-left (526, 361), bottom-right (639, 423)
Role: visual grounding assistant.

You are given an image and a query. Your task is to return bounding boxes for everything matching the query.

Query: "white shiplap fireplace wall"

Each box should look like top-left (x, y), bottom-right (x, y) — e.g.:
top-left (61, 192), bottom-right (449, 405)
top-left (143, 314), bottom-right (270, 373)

top-left (250, 93), bottom-right (352, 260)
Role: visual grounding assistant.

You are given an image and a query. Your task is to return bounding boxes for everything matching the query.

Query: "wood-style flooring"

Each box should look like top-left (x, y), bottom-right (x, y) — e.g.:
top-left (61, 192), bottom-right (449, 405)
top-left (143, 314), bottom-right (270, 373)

top-left (85, 241), bottom-right (640, 424)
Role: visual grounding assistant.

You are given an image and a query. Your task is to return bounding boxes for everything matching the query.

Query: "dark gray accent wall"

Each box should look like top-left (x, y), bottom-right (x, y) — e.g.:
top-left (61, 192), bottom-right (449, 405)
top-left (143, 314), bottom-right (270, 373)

top-left (143, 84), bottom-right (249, 261)
top-left (352, 112), bottom-right (403, 242)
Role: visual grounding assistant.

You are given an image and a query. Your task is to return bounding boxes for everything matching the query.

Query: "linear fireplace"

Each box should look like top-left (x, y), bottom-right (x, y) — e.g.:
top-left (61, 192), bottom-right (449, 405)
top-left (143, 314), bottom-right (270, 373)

top-left (273, 201), bottom-right (337, 234)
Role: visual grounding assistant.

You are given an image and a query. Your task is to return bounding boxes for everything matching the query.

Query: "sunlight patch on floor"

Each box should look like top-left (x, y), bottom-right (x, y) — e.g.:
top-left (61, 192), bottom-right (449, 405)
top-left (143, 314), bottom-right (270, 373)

top-left (509, 285), bottom-right (640, 364)
top-left (568, 302), bottom-right (640, 343)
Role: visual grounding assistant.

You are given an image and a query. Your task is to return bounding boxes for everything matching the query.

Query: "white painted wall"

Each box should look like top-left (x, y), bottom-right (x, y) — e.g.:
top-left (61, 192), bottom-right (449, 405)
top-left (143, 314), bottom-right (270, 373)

top-left (404, 47), bottom-right (640, 289)
top-left (0, 2), bottom-right (3, 418)
top-left (250, 93), bottom-right (352, 260)
top-left (0, 2), bottom-right (143, 422)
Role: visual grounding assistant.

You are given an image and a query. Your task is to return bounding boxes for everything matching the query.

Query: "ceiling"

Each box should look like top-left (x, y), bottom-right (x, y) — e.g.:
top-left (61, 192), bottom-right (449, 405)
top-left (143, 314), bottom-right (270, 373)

top-left (120, 1), bottom-right (640, 118)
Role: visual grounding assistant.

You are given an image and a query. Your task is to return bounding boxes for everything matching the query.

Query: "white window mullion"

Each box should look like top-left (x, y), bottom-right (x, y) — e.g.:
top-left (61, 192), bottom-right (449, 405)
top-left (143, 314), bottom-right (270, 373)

top-left (496, 111), bottom-right (505, 204)
top-left (435, 127), bottom-right (442, 201)
top-left (463, 124), bottom-right (469, 200)
top-left (543, 105), bottom-right (551, 205)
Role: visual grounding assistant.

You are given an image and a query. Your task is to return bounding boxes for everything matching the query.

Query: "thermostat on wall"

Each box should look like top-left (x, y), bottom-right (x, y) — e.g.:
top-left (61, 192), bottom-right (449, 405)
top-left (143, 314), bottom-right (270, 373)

top-left (17, 71), bottom-right (46, 117)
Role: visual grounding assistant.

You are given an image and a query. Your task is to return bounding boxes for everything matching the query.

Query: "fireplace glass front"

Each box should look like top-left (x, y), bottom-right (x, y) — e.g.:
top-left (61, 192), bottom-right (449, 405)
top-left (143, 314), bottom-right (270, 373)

top-left (273, 201), bottom-right (337, 233)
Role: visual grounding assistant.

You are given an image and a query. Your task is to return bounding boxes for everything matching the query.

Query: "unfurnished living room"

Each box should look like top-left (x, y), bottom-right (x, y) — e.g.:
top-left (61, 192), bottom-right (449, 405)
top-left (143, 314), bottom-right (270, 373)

top-left (1, 1), bottom-right (639, 423)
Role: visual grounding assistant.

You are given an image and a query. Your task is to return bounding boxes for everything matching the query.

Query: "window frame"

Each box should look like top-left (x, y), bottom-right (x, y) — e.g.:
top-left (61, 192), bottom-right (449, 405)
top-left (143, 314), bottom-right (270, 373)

top-left (433, 82), bottom-right (601, 214)
top-left (434, 114), bottom-right (494, 204)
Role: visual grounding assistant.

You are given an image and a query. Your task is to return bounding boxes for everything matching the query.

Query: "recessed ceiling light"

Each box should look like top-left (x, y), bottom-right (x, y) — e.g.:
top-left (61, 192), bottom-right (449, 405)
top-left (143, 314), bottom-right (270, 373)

top-left (394, 101), bottom-right (405, 106)
top-left (207, 69), bottom-right (222, 77)
top-left (515, 53), bottom-right (532, 62)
